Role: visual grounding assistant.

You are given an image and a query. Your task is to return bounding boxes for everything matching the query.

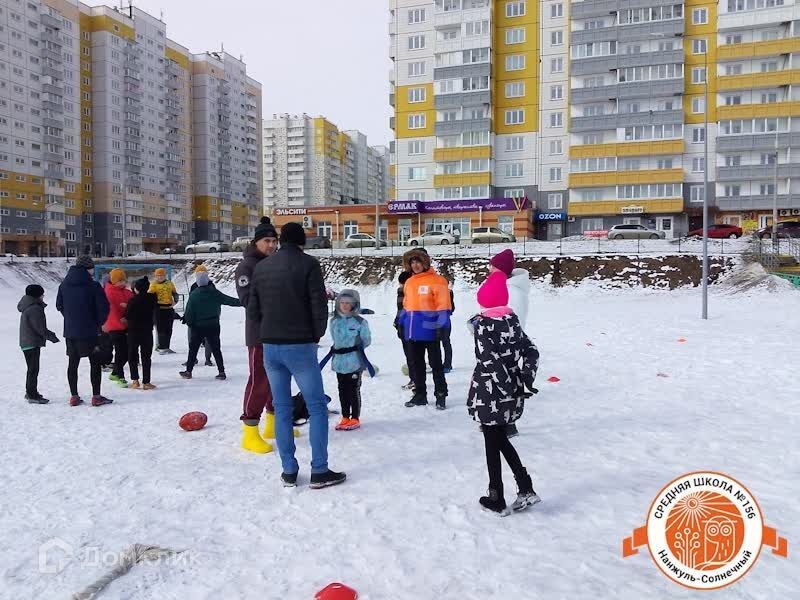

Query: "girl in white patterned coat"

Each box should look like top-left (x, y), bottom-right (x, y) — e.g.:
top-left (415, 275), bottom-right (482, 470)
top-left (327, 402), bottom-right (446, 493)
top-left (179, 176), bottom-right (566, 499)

top-left (467, 271), bottom-right (541, 515)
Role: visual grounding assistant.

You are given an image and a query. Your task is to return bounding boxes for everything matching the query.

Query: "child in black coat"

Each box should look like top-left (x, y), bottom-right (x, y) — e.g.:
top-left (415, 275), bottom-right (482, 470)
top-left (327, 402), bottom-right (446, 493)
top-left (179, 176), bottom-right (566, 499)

top-left (18, 284), bottom-right (59, 403)
top-left (125, 277), bottom-right (158, 389)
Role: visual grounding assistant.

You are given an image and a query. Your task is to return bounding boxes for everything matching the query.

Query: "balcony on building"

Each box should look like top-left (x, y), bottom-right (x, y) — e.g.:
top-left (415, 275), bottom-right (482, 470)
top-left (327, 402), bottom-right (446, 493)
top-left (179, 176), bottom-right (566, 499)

top-left (716, 194), bottom-right (800, 211)
top-left (571, 78), bottom-right (683, 103)
top-left (716, 131), bottom-right (800, 152)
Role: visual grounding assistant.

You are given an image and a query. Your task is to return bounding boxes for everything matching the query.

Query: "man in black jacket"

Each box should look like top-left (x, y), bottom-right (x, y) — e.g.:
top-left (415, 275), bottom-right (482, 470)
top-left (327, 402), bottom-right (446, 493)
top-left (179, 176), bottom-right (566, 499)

top-left (248, 222), bottom-right (345, 489)
top-left (236, 217), bottom-right (280, 454)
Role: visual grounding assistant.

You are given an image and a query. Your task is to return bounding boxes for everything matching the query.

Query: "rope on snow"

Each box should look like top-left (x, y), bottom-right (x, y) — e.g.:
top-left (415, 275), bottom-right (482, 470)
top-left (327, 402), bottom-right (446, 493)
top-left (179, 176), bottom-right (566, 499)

top-left (72, 544), bottom-right (185, 600)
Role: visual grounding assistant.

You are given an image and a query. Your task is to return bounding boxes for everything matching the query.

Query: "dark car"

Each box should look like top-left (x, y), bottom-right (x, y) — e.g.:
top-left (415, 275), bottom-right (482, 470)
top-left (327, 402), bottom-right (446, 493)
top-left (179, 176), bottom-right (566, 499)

top-left (687, 224), bottom-right (743, 239)
top-left (755, 221), bottom-right (800, 239)
top-left (305, 235), bottom-right (332, 250)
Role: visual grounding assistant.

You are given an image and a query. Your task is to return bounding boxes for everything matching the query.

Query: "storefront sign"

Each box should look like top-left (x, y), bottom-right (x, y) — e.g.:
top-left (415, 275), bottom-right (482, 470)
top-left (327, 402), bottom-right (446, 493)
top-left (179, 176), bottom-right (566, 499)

top-left (779, 209), bottom-right (800, 217)
top-left (274, 208), bottom-right (308, 216)
top-left (388, 197), bottom-right (529, 215)
top-left (621, 206), bottom-right (645, 214)
top-left (583, 230), bottom-right (609, 238)
top-left (536, 212), bottom-right (567, 221)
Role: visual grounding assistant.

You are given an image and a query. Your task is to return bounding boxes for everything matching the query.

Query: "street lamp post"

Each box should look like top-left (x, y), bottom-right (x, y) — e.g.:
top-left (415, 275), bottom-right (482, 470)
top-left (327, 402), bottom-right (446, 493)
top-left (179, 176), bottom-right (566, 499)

top-left (772, 128), bottom-right (779, 247)
top-left (701, 51), bottom-right (709, 320)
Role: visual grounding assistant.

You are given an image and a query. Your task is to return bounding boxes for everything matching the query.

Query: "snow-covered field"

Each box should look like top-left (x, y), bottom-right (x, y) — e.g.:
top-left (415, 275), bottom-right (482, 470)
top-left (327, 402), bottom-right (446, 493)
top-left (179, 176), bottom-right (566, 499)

top-left (0, 265), bottom-right (798, 599)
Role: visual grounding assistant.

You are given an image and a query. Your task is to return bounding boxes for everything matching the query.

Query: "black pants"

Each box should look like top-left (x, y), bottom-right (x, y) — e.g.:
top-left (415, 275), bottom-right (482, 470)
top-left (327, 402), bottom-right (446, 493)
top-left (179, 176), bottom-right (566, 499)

top-left (109, 331), bottom-right (128, 379)
top-left (409, 340), bottom-right (447, 397)
top-left (23, 348), bottom-right (41, 396)
top-left (155, 308), bottom-right (175, 350)
top-left (336, 372), bottom-right (362, 419)
top-left (401, 338), bottom-right (415, 380)
top-left (128, 329), bottom-right (153, 384)
top-left (67, 353), bottom-right (102, 396)
top-left (483, 424), bottom-right (526, 497)
top-left (440, 325), bottom-right (453, 369)
top-left (187, 327), bottom-right (212, 363)
top-left (186, 323), bottom-right (223, 373)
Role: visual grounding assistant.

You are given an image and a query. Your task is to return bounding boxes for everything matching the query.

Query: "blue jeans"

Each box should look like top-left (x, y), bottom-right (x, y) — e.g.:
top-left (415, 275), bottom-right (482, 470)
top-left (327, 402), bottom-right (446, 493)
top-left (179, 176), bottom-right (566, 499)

top-left (263, 343), bottom-right (329, 475)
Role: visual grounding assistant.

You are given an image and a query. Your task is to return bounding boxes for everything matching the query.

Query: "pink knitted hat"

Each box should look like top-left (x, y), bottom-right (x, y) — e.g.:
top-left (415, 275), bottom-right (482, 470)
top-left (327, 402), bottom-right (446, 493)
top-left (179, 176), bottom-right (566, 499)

top-left (477, 270), bottom-right (510, 309)
top-left (490, 248), bottom-right (515, 277)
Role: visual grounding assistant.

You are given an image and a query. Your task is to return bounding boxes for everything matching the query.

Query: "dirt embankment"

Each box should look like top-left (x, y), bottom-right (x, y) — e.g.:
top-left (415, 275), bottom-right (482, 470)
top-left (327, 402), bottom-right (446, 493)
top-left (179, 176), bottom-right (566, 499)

top-left (1, 253), bottom-right (738, 291)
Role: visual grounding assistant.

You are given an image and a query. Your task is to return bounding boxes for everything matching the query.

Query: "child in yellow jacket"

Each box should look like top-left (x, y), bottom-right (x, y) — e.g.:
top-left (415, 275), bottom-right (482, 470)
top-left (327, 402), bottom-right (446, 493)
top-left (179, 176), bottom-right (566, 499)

top-left (148, 268), bottom-right (178, 354)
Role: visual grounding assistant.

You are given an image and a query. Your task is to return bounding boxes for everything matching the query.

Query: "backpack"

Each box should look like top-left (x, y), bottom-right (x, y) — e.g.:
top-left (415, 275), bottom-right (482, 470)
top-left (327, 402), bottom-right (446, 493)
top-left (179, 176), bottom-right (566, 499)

top-left (292, 392), bottom-right (333, 426)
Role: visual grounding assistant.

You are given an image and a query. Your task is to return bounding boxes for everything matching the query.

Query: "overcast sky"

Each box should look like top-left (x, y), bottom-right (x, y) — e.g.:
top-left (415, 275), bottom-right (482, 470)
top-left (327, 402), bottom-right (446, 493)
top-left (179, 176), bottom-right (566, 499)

top-left (113, 0), bottom-right (392, 146)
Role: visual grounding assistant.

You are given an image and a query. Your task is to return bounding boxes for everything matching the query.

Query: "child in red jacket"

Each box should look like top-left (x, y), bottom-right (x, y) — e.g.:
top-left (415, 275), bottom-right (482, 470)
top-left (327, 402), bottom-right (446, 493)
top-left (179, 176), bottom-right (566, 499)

top-left (104, 268), bottom-right (134, 388)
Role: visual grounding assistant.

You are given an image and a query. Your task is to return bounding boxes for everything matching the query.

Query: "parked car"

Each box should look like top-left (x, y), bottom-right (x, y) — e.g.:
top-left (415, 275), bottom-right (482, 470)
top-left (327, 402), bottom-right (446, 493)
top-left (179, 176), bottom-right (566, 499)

top-left (184, 240), bottom-right (229, 253)
top-left (305, 235), bottom-right (332, 250)
top-left (161, 245), bottom-right (186, 255)
top-left (406, 231), bottom-right (456, 246)
top-left (343, 233), bottom-right (387, 249)
top-left (471, 227), bottom-right (516, 244)
top-left (755, 221), bottom-right (800, 239)
top-left (230, 236), bottom-right (252, 252)
top-left (607, 224), bottom-right (666, 240)
top-left (687, 224), bottom-right (743, 239)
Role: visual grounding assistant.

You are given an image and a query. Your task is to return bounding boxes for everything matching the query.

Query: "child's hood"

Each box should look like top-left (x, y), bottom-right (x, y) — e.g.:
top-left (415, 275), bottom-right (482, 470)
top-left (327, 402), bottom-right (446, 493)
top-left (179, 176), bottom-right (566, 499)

top-left (335, 289), bottom-right (361, 317)
top-left (18, 295), bottom-right (45, 313)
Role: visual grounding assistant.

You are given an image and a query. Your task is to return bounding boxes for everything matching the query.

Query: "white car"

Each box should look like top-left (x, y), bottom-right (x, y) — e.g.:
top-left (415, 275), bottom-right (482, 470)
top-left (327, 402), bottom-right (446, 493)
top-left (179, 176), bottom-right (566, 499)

top-left (184, 240), bottom-right (229, 253)
top-left (471, 227), bottom-right (516, 243)
top-left (406, 231), bottom-right (456, 246)
top-left (343, 233), bottom-right (387, 248)
top-left (230, 236), bottom-right (252, 252)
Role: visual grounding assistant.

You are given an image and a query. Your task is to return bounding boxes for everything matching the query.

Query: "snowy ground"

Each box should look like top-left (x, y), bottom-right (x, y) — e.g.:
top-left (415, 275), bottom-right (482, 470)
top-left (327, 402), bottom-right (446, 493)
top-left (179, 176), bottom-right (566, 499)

top-left (0, 267), bottom-right (798, 599)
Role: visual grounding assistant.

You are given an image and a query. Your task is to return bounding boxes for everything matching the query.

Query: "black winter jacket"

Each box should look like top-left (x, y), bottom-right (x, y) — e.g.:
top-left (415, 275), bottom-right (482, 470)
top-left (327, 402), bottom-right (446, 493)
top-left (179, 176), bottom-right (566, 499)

top-left (56, 266), bottom-right (110, 340)
top-left (247, 244), bottom-right (328, 344)
top-left (125, 292), bottom-right (158, 332)
top-left (18, 295), bottom-right (58, 349)
top-left (467, 312), bottom-right (539, 426)
top-left (235, 244), bottom-right (266, 347)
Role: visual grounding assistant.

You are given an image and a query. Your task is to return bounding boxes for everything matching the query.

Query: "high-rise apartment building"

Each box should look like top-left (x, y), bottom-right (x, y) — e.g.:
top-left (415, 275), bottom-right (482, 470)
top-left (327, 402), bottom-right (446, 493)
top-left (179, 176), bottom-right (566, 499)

top-left (390, 0), bottom-right (800, 239)
top-left (263, 114), bottom-right (390, 208)
top-left (0, 0), bottom-right (262, 256)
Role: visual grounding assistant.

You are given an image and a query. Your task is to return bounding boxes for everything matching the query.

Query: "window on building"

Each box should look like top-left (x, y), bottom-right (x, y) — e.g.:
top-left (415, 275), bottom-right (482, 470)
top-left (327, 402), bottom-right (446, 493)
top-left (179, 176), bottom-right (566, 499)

top-left (408, 140), bottom-right (426, 155)
top-left (692, 39), bottom-right (707, 54)
top-left (505, 136), bottom-right (524, 152)
top-left (505, 27), bottom-right (525, 44)
top-left (408, 8), bottom-right (426, 23)
top-left (551, 30), bottom-right (563, 46)
top-left (408, 87), bottom-right (426, 103)
top-left (505, 1), bottom-right (526, 17)
top-left (408, 61), bottom-right (426, 77)
top-left (581, 218), bottom-right (604, 232)
top-left (506, 163), bottom-right (524, 177)
top-left (690, 184), bottom-right (705, 203)
top-left (408, 34), bottom-right (425, 50)
top-left (550, 140), bottom-right (564, 154)
top-left (505, 55), bottom-right (526, 71)
top-left (691, 97), bottom-right (706, 113)
top-left (692, 8), bottom-right (707, 24)
top-left (505, 109), bottom-right (525, 125)
top-left (550, 112), bottom-right (564, 127)
top-left (551, 3), bottom-right (564, 18)
top-left (504, 188), bottom-right (525, 198)
top-left (408, 166), bottom-right (427, 180)
top-left (550, 85), bottom-right (564, 100)
top-left (551, 57), bottom-right (564, 73)
top-left (407, 114), bottom-right (426, 129)
top-left (692, 128), bottom-right (706, 143)
top-left (692, 67), bottom-right (706, 84)
top-left (548, 193), bottom-right (564, 209)
top-left (343, 220), bottom-right (358, 237)
top-left (692, 157), bottom-right (705, 172)
top-left (549, 167), bottom-right (563, 182)
top-left (505, 81), bottom-right (525, 98)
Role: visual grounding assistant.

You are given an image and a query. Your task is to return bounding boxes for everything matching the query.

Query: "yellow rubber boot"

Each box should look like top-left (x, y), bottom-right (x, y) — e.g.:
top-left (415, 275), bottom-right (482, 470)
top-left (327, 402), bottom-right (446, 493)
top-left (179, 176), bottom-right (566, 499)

top-left (241, 424), bottom-right (273, 454)
top-left (263, 412), bottom-right (300, 439)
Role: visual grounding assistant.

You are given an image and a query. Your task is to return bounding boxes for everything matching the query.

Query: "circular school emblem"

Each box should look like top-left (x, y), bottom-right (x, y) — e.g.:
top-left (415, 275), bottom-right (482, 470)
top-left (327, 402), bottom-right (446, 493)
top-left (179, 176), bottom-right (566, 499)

top-left (623, 471), bottom-right (788, 590)
top-left (237, 275), bottom-right (249, 287)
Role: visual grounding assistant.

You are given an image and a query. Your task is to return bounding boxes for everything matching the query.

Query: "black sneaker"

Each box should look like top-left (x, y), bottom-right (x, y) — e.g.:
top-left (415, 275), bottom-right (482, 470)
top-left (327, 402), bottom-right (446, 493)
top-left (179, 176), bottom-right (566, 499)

top-left (404, 394), bottom-right (428, 408)
top-left (182, 359), bottom-right (198, 368)
top-left (435, 394), bottom-right (447, 411)
top-left (179, 371), bottom-right (192, 379)
top-left (281, 472), bottom-right (298, 488)
top-left (204, 360), bottom-right (215, 367)
top-left (215, 372), bottom-right (226, 381)
top-left (309, 470), bottom-right (346, 489)
top-left (25, 393), bottom-right (49, 404)
top-left (479, 489), bottom-right (510, 516)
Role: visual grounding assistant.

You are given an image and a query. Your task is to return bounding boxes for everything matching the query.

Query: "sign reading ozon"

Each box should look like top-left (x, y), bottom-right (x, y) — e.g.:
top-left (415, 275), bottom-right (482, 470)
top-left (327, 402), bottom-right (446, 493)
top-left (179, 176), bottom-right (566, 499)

top-left (623, 471), bottom-right (788, 590)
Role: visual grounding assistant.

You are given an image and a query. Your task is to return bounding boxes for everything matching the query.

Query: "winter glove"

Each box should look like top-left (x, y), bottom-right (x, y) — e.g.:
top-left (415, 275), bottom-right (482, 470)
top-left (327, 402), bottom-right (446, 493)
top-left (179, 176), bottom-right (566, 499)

top-left (46, 331), bottom-right (60, 344)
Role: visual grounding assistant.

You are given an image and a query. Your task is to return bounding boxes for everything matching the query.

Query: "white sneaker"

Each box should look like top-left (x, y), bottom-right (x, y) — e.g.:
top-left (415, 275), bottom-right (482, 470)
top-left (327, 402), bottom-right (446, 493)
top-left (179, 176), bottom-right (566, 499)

top-left (511, 491), bottom-right (541, 512)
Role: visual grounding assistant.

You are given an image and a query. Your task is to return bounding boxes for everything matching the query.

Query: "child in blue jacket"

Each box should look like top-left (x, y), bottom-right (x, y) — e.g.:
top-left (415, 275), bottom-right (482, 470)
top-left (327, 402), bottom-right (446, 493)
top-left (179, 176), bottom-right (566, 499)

top-left (329, 289), bottom-right (371, 431)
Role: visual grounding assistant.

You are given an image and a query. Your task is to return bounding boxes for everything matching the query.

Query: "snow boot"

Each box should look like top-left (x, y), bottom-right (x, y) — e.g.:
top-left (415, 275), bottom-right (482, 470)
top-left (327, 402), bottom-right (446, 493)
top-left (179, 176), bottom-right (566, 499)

top-left (404, 393), bottom-right (428, 408)
top-left (109, 374), bottom-right (128, 388)
top-left (479, 488), bottom-right (510, 516)
top-left (309, 470), bottom-right (346, 489)
top-left (26, 393), bottom-right (49, 404)
top-left (129, 380), bottom-right (141, 390)
top-left (204, 359), bottom-right (215, 367)
top-left (443, 366), bottom-right (453, 374)
top-left (262, 412), bottom-right (300, 439)
top-left (241, 424), bottom-right (273, 454)
top-left (435, 393), bottom-right (447, 411)
top-left (91, 395), bottom-right (113, 407)
top-left (511, 470), bottom-right (541, 512)
top-left (215, 372), bottom-right (226, 381)
top-left (179, 371), bottom-right (192, 379)
top-left (506, 423), bottom-right (519, 438)
top-left (142, 383), bottom-right (157, 390)
top-left (281, 472), bottom-right (298, 488)
top-left (69, 395), bottom-right (83, 407)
